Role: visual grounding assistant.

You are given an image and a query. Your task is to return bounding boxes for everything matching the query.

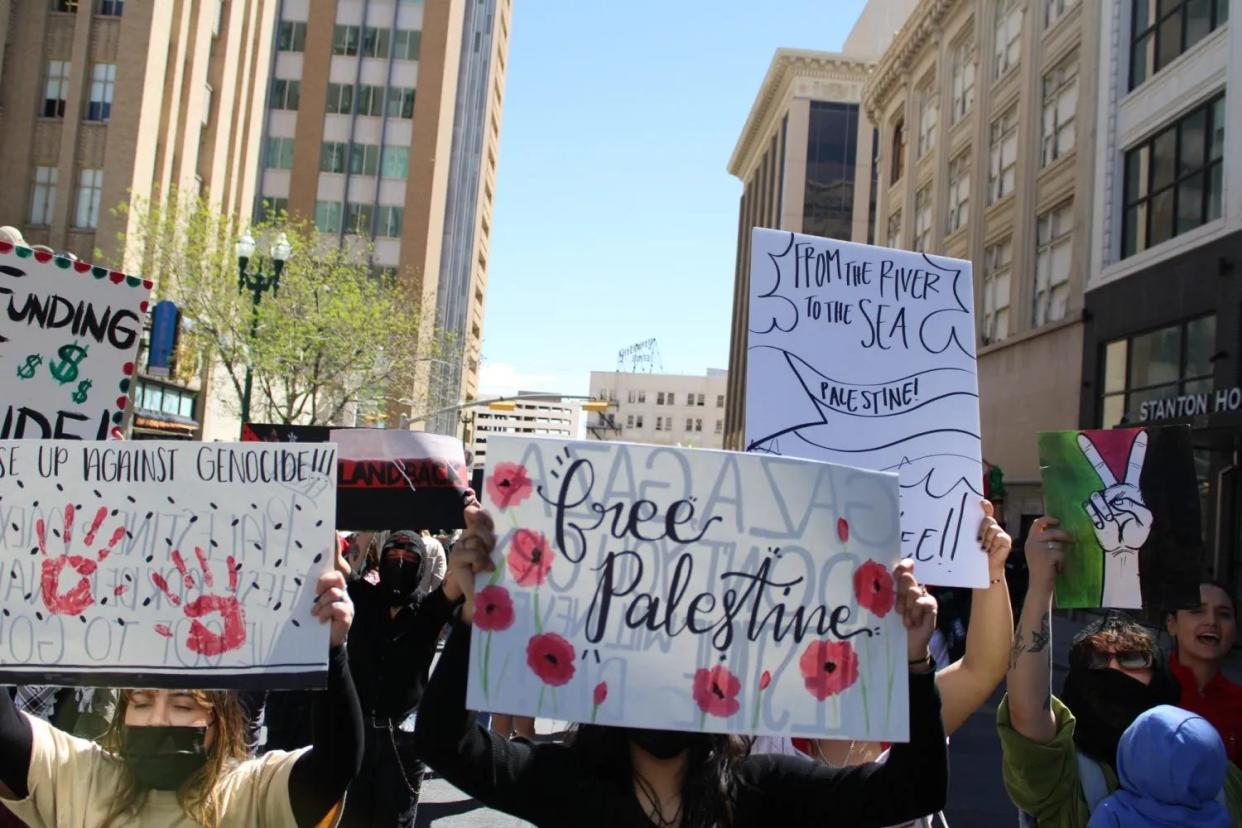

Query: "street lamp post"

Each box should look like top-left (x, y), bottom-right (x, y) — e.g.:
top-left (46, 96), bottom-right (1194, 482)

top-left (235, 232), bottom-right (292, 433)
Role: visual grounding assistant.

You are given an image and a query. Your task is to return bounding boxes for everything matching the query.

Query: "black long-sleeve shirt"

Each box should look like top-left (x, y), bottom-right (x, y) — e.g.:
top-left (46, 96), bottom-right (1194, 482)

top-left (415, 622), bottom-right (949, 827)
top-left (345, 582), bottom-right (454, 719)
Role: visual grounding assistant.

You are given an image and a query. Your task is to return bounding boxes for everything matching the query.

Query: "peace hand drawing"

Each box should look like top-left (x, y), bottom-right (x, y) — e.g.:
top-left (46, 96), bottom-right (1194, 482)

top-left (1077, 431), bottom-right (1150, 608)
top-left (152, 548), bottom-right (247, 657)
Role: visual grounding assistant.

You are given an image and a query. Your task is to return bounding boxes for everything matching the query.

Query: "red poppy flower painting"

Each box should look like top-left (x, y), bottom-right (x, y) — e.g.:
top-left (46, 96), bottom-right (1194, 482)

top-left (507, 529), bottom-right (553, 587)
top-left (486, 462), bottom-right (534, 510)
top-left (853, 559), bottom-right (896, 618)
top-left (799, 639), bottom-right (859, 701)
top-left (837, 518), bottom-right (850, 543)
top-left (526, 632), bottom-right (576, 686)
top-left (759, 670), bottom-right (772, 691)
top-left (474, 585), bottom-right (515, 632)
top-left (692, 664), bottom-right (742, 718)
top-left (593, 681), bottom-right (608, 707)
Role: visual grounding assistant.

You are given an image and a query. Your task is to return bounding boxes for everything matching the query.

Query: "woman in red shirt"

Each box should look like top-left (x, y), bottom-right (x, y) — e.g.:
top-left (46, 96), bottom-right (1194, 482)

top-left (1166, 580), bottom-right (1241, 764)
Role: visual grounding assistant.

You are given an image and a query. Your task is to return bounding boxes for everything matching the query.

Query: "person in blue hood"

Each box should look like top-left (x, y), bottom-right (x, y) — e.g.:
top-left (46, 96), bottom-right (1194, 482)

top-left (1088, 704), bottom-right (1231, 828)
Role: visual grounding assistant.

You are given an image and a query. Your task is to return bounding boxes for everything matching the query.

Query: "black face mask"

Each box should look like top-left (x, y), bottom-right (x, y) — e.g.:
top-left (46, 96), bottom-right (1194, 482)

top-left (626, 728), bottom-right (699, 760)
top-left (379, 549), bottom-right (425, 607)
top-left (1060, 664), bottom-right (1181, 764)
top-left (122, 725), bottom-right (208, 791)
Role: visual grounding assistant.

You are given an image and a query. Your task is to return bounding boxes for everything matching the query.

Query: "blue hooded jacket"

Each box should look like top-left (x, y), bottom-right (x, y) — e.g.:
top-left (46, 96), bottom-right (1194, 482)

top-left (1088, 704), bottom-right (1231, 828)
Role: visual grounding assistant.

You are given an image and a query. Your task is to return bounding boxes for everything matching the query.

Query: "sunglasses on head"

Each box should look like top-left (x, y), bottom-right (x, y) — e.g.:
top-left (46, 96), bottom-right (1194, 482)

top-left (1085, 649), bottom-right (1153, 671)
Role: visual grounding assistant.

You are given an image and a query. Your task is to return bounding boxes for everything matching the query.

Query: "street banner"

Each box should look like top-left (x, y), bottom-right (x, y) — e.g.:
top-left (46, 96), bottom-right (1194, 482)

top-left (0, 440), bottom-right (338, 688)
top-left (744, 228), bottom-right (986, 588)
top-left (242, 424), bottom-right (471, 530)
top-left (0, 242), bottom-right (152, 439)
top-left (469, 435), bottom-right (909, 742)
top-left (1038, 426), bottom-right (1202, 610)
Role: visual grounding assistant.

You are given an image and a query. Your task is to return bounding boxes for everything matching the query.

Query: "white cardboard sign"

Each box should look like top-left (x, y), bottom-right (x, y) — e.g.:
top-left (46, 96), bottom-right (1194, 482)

top-left (0, 244), bottom-right (152, 439)
top-left (0, 440), bottom-right (338, 688)
top-left (469, 436), bottom-right (909, 742)
top-left (745, 228), bottom-right (986, 588)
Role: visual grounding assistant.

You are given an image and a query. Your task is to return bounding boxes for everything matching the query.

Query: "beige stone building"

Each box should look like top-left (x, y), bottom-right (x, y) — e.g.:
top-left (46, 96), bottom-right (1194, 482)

top-left (471, 393), bottom-right (581, 470)
top-left (0, 0), bottom-right (275, 263)
top-left (254, 0), bottom-right (510, 433)
top-left (862, 0), bottom-right (1100, 524)
top-left (588, 370), bottom-right (730, 449)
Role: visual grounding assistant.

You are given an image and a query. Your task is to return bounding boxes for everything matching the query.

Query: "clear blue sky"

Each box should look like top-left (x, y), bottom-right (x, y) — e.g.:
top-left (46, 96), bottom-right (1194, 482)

top-left (478, 0), bottom-right (868, 398)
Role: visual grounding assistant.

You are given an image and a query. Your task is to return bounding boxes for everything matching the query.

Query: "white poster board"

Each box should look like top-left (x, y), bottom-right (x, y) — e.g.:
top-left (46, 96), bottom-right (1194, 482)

top-left (0, 243), bottom-right (152, 439)
top-left (744, 228), bottom-right (986, 587)
top-left (0, 441), bottom-right (338, 688)
top-left (469, 436), bottom-right (909, 742)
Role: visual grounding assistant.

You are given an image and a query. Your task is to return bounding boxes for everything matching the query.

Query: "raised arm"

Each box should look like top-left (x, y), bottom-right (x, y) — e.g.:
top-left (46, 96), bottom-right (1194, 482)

top-left (935, 500), bottom-right (1014, 734)
top-left (0, 690), bottom-right (33, 801)
top-left (1004, 517), bottom-right (1068, 744)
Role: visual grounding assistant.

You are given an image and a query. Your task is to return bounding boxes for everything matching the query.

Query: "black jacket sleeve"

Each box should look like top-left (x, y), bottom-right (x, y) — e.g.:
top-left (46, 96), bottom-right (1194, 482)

top-left (735, 669), bottom-right (949, 827)
top-left (288, 645), bottom-right (364, 827)
top-left (0, 688), bottom-right (32, 799)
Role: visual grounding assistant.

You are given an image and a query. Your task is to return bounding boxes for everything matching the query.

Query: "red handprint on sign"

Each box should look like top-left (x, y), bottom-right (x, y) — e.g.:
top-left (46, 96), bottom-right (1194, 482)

top-left (152, 548), bottom-right (247, 657)
top-left (36, 505), bottom-right (126, 617)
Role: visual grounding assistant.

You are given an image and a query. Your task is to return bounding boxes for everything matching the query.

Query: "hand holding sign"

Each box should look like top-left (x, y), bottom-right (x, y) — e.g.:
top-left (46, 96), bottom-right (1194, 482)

top-left (311, 570), bottom-right (353, 648)
top-left (895, 560), bottom-right (938, 662)
top-left (447, 505), bottom-right (497, 623)
top-left (1076, 432), bottom-right (1152, 556)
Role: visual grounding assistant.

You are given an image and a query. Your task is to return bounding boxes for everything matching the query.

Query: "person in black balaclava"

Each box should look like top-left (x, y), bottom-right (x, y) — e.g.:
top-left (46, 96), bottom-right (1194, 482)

top-left (340, 530), bottom-right (453, 828)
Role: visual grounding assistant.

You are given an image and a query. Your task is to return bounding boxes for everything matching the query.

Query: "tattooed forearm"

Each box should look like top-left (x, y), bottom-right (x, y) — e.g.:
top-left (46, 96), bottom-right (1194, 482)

top-left (1029, 611), bottom-right (1051, 654)
top-left (1009, 620), bottom-right (1025, 670)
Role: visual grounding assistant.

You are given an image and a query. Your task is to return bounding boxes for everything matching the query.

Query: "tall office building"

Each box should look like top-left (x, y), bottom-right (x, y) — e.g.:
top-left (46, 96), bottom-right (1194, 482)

top-left (588, 370), bottom-right (730, 450)
top-left (255, 0), bottom-right (509, 430)
top-left (0, 0), bottom-right (276, 263)
top-left (470, 393), bottom-right (580, 470)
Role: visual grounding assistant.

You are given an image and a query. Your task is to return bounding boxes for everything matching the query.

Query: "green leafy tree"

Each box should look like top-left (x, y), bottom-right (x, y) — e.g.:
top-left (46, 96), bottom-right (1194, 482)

top-left (118, 189), bottom-right (452, 425)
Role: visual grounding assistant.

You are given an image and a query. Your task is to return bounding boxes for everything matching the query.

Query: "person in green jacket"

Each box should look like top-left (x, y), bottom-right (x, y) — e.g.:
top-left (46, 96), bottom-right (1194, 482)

top-left (996, 516), bottom-right (1242, 827)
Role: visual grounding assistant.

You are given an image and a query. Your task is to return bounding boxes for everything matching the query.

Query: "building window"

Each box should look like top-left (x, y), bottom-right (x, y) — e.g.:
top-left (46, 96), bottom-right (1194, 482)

top-left (377, 205), bottom-right (403, 238)
top-left (988, 103), bottom-right (1019, 203)
top-left (626, 415), bottom-right (634, 428)
top-left (53, 0), bottom-right (78, 12)
top-left (886, 209), bottom-right (903, 247)
top-left (715, 419), bottom-right (723, 434)
top-left (1034, 199), bottom-right (1073, 327)
top-left (1099, 315), bottom-right (1215, 428)
top-left (627, 390), bottom-right (636, 403)
top-left (716, 394), bottom-right (724, 408)
top-left (655, 417), bottom-right (663, 432)
top-left (637, 391), bottom-right (646, 403)
top-left (1040, 53), bottom-right (1078, 167)
top-left (320, 141), bottom-right (347, 173)
top-left (913, 185), bottom-right (932, 252)
top-left (890, 118), bottom-right (906, 184)
top-left (345, 203), bottom-right (373, 235)
top-left (325, 83), bottom-right (354, 115)
top-left (1123, 95), bottom-right (1224, 258)
top-left (994, 0), bottom-right (1023, 79)
top-left (387, 87), bottom-right (416, 119)
top-left (98, 0), bottom-right (123, 16)
top-left (349, 144), bottom-right (380, 176)
top-left (381, 146), bottom-right (409, 178)
top-left (697, 393), bottom-right (705, 406)
top-left (1130, 0), bottom-right (1229, 90)
top-left (685, 418), bottom-right (693, 431)
top-left (695, 419), bottom-right (703, 432)
top-left (657, 392), bottom-right (665, 405)
top-left (74, 168), bottom-right (103, 229)
top-left (949, 37), bottom-right (975, 123)
top-left (314, 200), bottom-right (341, 233)
top-left (947, 151), bottom-right (970, 234)
top-left (916, 81), bottom-right (938, 158)
top-left (277, 21), bottom-right (307, 52)
top-left (271, 78), bottom-right (300, 111)
top-left (1044, 0), bottom-right (1077, 29)
top-left (332, 25), bottom-right (361, 56)
top-left (258, 197), bottom-right (288, 222)
top-left (635, 415), bottom-right (644, 428)
top-left (803, 102), bottom-right (859, 242)
top-left (362, 27), bottom-right (390, 59)
top-left (29, 166), bottom-right (57, 226)
top-left (982, 237), bottom-right (1012, 343)
top-left (43, 60), bottom-right (70, 118)
top-left (85, 63), bottom-right (116, 121)
top-left (394, 29), bottom-right (422, 60)
top-left (265, 137), bottom-right (294, 170)
top-left (356, 85), bottom-right (385, 117)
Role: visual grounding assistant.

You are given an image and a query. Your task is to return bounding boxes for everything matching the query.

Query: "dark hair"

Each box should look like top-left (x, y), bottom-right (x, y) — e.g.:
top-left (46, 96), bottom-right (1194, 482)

top-left (1165, 579), bottom-right (1237, 620)
top-left (566, 725), bottom-right (750, 828)
top-left (1068, 611), bottom-right (1155, 669)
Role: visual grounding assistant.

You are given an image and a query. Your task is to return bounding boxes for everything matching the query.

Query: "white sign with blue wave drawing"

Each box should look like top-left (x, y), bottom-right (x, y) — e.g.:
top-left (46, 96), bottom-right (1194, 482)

top-left (745, 228), bottom-right (986, 588)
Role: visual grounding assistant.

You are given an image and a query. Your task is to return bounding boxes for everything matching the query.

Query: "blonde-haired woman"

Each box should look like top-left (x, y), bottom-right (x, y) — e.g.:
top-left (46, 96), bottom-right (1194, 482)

top-left (0, 570), bottom-right (362, 827)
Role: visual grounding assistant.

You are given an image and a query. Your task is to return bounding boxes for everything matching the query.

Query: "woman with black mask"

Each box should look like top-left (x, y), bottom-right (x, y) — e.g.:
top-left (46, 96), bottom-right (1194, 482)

top-left (414, 507), bottom-right (950, 828)
top-left (0, 569), bottom-right (363, 827)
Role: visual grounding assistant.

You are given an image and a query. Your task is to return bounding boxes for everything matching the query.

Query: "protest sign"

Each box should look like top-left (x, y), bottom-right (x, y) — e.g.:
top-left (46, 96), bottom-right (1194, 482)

top-left (242, 424), bottom-right (471, 530)
top-left (468, 435), bottom-right (909, 742)
top-left (744, 228), bottom-right (985, 587)
top-left (0, 440), bottom-right (338, 688)
top-left (1038, 426), bottom-right (1202, 610)
top-left (0, 242), bottom-right (152, 439)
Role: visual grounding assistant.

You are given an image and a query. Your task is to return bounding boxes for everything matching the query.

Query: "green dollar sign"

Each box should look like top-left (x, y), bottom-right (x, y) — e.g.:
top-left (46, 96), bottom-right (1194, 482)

top-left (48, 342), bottom-right (89, 386)
top-left (16, 354), bottom-right (42, 380)
top-left (71, 379), bottom-right (92, 404)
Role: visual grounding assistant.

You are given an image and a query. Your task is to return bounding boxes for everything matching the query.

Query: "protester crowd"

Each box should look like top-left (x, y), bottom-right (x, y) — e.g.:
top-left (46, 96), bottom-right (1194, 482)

top-left (0, 481), bottom-right (1238, 826)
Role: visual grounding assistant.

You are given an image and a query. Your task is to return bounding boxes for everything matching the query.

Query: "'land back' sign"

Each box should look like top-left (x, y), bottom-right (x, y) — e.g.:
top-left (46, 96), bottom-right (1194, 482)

top-left (0, 243), bottom-right (152, 439)
top-left (0, 440), bottom-right (338, 688)
top-left (743, 229), bottom-right (986, 588)
top-left (469, 436), bottom-right (909, 742)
